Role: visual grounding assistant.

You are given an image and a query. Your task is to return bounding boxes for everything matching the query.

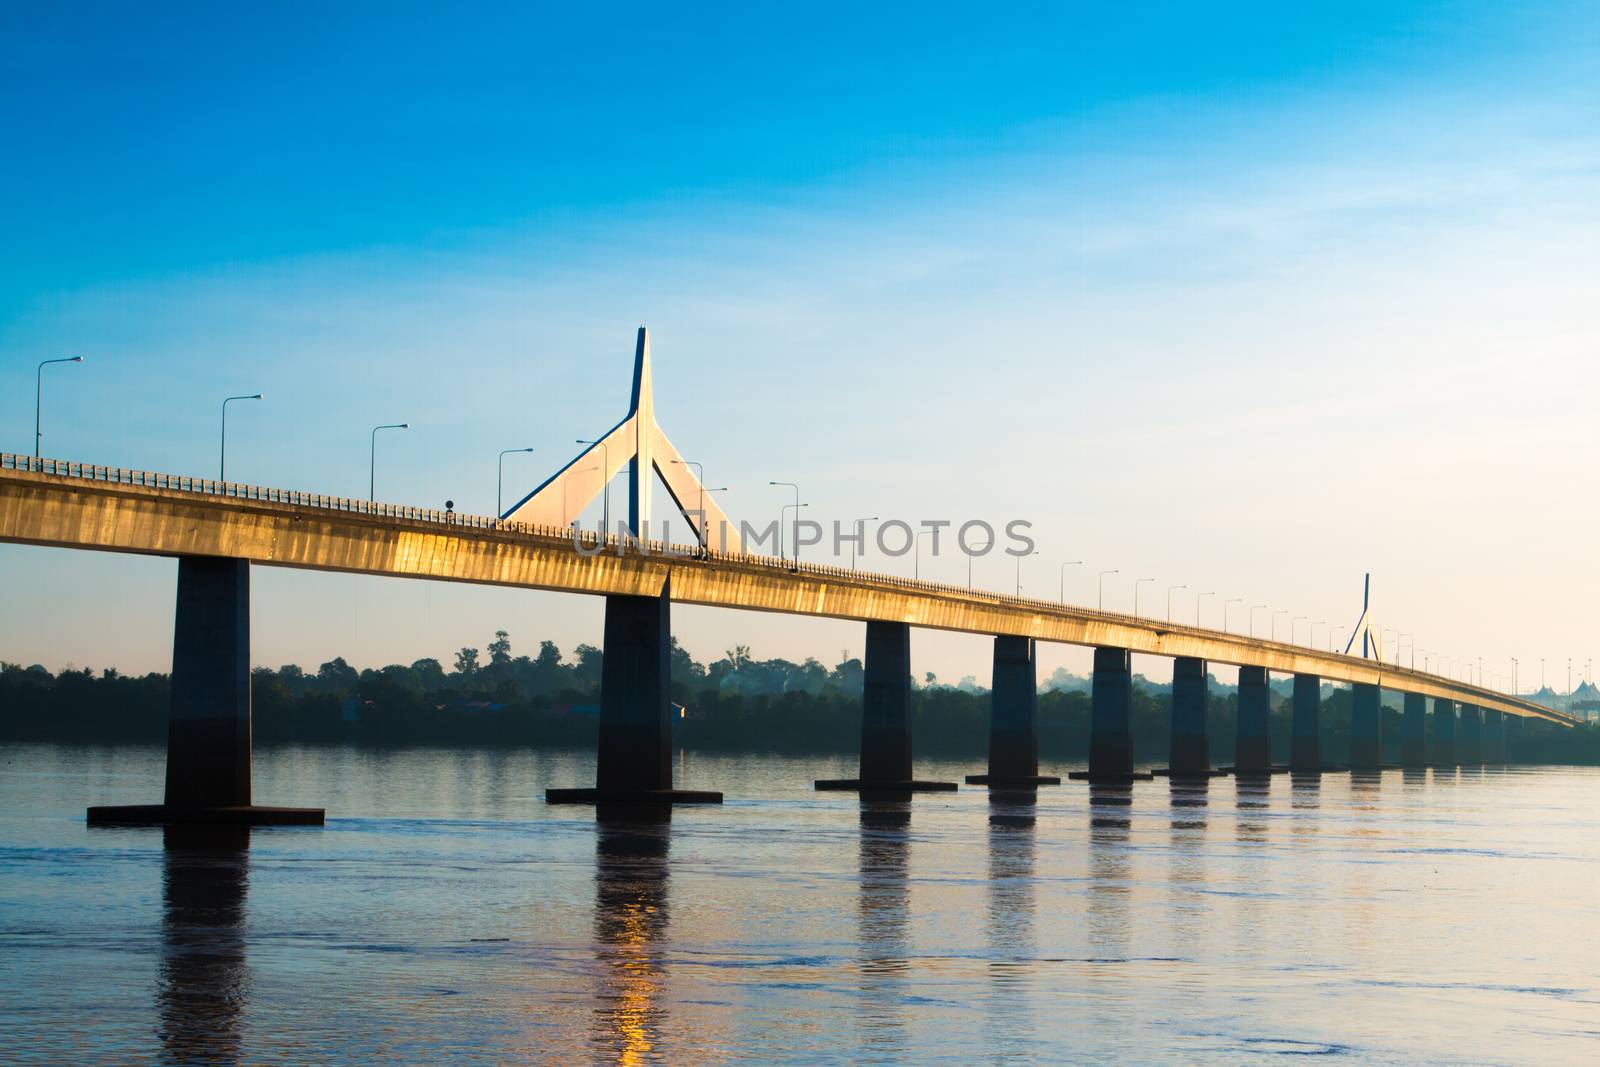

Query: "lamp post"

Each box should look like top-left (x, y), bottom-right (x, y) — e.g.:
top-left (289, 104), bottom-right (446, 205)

top-left (769, 481), bottom-right (800, 562)
top-left (1398, 633), bottom-right (1413, 669)
top-left (1196, 591), bottom-right (1216, 628)
top-left (1272, 609), bottom-right (1288, 641)
top-left (1312, 620), bottom-right (1326, 649)
top-left (497, 447), bottom-right (535, 518)
top-left (1098, 569), bottom-right (1119, 611)
top-left (780, 502), bottom-right (809, 569)
top-left (671, 459), bottom-right (711, 550)
top-left (578, 439), bottom-right (612, 534)
top-left (1292, 616), bottom-right (1307, 646)
top-left (1251, 604), bottom-right (1268, 638)
top-left (967, 526), bottom-right (995, 588)
top-left (1224, 597), bottom-right (1242, 634)
top-left (1059, 561), bottom-right (1083, 604)
top-left (219, 393), bottom-right (263, 482)
top-left (34, 356), bottom-right (84, 459)
top-left (1017, 550), bottom-right (1039, 597)
top-left (369, 423), bottom-right (409, 502)
top-left (851, 516), bottom-right (878, 572)
top-left (1166, 584), bottom-right (1186, 622)
top-left (1133, 577), bottom-right (1155, 617)
top-left (695, 487), bottom-right (729, 554)
top-left (915, 529), bottom-right (934, 581)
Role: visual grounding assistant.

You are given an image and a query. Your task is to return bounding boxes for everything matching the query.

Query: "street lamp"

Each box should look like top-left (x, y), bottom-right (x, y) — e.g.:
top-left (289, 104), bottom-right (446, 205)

top-left (1271, 609), bottom-right (1287, 641)
top-left (694, 487), bottom-right (729, 553)
top-left (497, 447), bottom-right (535, 518)
top-left (915, 529), bottom-right (934, 580)
top-left (35, 356), bottom-right (84, 459)
top-left (369, 423), bottom-right (409, 502)
top-left (1196, 591), bottom-right (1216, 628)
top-left (1166, 584), bottom-right (1186, 622)
top-left (1250, 604), bottom-right (1268, 638)
top-left (1016, 550), bottom-right (1039, 596)
top-left (219, 393), bottom-right (263, 482)
top-left (1098, 569), bottom-right (1119, 611)
top-left (769, 481), bottom-right (800, 562)
top-left (1059, 561), bottom-right (1083, 604)
top-left (672, 459), bottom-right (712, 550)
top-left (1224, 597), bottom-right (1242, 633)
top-left (578, 439), bottom-right (613, 534)
top-left (1312, 620), bottom-right (1326, 648)
top-left (1292, 616), bottom-right (1307, 646)
top-left (1133, 577), bottom-right (1155, 617)
top-left (851, 516), bottom-right (878, 572)
top-left (1398, 633), bottom-right (1413, 669)
top-left (780, 502), bottom-right (809, 568)
top-left (967, 525), bottom-right (995, 588)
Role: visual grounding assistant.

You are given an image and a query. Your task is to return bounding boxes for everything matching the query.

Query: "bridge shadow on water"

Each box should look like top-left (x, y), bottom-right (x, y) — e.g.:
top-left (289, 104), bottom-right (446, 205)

top-left (591, 805), bottom-right (673, 1065)
top-left (157, 826), bottom-right (251, 1066)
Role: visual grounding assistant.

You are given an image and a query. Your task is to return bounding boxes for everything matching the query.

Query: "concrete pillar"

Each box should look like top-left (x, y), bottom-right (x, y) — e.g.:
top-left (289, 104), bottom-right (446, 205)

top-left (860, 620), bottom-right (914, 782)
top-left (1234, 666), bottom-right (1272, 772)
top-left (1401, 692), bottom-right (1427, 766)
top-left (88, 557), bottom-right (323, 825)
top-left (1459, 704), bottom-right (1483, 764)
top-left (164, 557), bottom-right (253, 808)
top-left (1431, 698), bottom-right (1456, 765)
top-left (1167, 657), bottom-right (1211, 775)
top-left (968, 636), bottom-right (1058, 785)
top-left (1350, 683), bottom-right (1382, 769)
top-left (551, 577), bottom-right (721, 803)
top-left (1087, 647), bottom-right (1137, 780)
top-left (1483, 708), bottom-right (1504, 763)
top-left (596, 584), bottom-right (674, 792)
top-left (818, 621), bottom-right (956, 792)
top-left (1290, 674), bottom-right (1321, 772)
top-left (1504, 714), bottom-right (1522, 763)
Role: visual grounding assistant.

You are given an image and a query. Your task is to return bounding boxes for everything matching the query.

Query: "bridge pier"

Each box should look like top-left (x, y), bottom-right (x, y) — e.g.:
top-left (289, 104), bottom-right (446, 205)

top-left (1483, 708), bottom-right (1505, 764)
top-left (1402, 692), bottom-right (1427, 766)
top-left (1431, 698), bottom-right (1456, 765)
top-left (1154, 657), bottom-right (1225, 779)
top-left (1225, 666), bottom-right (1281, 775)
top-left (818, 621), bottom-right (957, 793)
top-left (1289, 673), bottom-right (1328, 772)
top-left (1458, 704), bottom-right (1483, 765)
top-left (1504, 713), bottom-right (1522, 762)
top-left (88, 557), bottom-right (323, 826)
top-left (1069, 647), bottom-right (1152, 782)
top-left (549, 579), bottom-right (722, 804)
top-left (967, 636), bottom-right (1059, 787)
top-left (1349, 683), bottom-right (1383, 770)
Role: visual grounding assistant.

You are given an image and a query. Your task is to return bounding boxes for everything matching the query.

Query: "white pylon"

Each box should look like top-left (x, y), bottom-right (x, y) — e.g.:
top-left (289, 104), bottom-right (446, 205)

top-left (1343, 572), bottom-right (1383, 661)
top-left (502, 328), bottom-right (742, 552)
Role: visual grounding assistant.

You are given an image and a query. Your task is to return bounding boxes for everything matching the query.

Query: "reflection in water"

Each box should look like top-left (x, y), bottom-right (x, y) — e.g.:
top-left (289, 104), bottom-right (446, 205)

top-left (985, 791), bottom-right (1037, 1056)
top-left (858, 798), bottom-right (911, 1057)
top-left (1087, 785), bottom-right (1133, 960)
top-left (1167, 780), bottom-right (1209, 966)
top-left (158, 826), bottom-right (250, 1066)
top-left (592, 807), bottom-right (672, 1066)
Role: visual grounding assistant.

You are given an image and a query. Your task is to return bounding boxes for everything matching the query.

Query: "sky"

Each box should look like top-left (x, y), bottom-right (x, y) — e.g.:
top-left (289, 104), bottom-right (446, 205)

top-left (1, 2), bottom-right (1597, 691)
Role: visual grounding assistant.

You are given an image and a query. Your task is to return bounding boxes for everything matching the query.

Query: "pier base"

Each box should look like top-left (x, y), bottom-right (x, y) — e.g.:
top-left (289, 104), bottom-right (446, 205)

top-left (548, 579), bottom-right (723, 805)
top-left (968, 636), bottom-right (1058, 787)
top-left (1350, 682), bottom-right (1383, 769)
top-left (1458, 704), bottom-right (1483, 765)
top-left (816, 620), bottom-right (955, 793)
top-left (1155, 656), bottom-right (1222, 778)
top-left (1289, 673), bottom-right (1322, 773)
top-left (1401, 692), bottom-right (1428, 766)
top-left (1234, 665), bottom-right (1274, 773)
top-left (88, 557), bottom-right (324, 827)
top-left (1431, 697), bottom-right (1457, 765)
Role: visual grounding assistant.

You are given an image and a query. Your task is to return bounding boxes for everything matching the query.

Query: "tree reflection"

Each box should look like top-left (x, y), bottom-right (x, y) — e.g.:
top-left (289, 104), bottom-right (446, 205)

top-left (592, 805), bottom-right (672, 1067)
top-left (158, 825), bottom-right (250, 1066)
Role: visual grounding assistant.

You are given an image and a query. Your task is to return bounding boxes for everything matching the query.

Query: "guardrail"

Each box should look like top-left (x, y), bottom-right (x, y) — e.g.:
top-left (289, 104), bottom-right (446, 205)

top-left (1, 451), bottom-right (1575, 724)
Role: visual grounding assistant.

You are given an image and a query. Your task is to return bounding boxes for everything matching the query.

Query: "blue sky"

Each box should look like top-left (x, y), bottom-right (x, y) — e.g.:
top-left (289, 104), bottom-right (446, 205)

top-left (2, 2), bottom-right (1597, 686)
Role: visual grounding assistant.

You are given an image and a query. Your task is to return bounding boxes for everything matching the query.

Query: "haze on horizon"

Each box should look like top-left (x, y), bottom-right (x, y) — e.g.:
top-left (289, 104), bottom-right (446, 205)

top-left (2, 2), bottom-right (1596, 688)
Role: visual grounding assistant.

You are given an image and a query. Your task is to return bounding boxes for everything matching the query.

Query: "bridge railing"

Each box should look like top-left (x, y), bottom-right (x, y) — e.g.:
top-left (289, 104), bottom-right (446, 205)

top-left (1, 452), bottom-right (1569, 719)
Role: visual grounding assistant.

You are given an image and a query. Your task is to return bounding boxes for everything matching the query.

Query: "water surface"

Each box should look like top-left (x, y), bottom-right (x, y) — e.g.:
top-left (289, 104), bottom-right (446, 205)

top-left (1, 745), bottom-right (1596, 1063)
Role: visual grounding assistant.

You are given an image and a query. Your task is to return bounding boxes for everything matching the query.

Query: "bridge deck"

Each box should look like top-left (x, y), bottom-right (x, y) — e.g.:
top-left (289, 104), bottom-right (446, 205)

top-left (0, 454), bottom-right (1574, 726)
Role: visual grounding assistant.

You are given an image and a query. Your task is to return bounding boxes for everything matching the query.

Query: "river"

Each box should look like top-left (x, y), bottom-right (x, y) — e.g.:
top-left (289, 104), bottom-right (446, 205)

top-left (1, 744), bottom-right (1596, 1063)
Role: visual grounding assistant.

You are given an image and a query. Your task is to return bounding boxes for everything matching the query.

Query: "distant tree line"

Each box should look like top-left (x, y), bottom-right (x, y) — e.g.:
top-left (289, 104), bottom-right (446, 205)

top-left (2, 633), bottom-right (1595, 763)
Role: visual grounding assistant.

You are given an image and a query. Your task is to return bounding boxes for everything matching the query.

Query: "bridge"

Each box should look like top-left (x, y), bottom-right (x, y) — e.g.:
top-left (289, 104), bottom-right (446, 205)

top-left (0, 328), bottom-right (1577, 823)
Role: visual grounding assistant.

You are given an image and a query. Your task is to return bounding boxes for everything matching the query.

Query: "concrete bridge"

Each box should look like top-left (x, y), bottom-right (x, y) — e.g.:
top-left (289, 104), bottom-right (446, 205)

top-left (0, 329), bottom-right (1576, 822)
